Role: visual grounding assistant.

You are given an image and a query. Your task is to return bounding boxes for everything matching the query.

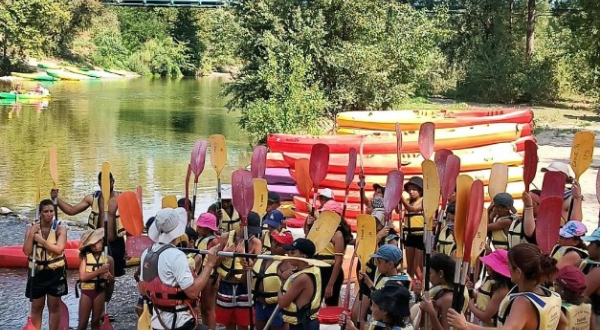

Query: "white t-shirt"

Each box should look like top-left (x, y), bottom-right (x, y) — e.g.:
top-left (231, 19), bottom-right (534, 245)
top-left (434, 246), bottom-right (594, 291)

top-left (140, 243), bottom-right (195, 329)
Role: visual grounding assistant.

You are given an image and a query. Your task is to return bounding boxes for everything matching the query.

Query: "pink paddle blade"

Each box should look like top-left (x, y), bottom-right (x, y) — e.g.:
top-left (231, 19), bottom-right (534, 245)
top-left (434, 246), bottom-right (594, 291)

top-left (523, 140), bottom-right (538, 192)
top-left (345, 148), bottom-right (358, 189)
top-left (541, 171), bottom-right (566, 200)
top-left (22, 316), bottom-right (35, 330)
top-left (232, 169), bottom-right (255, 221)
top-left (418, 122), bottom-right (435, 160)
top-left (463, 180), bottom-right (484, 259)
top-left (125, 235), bottom-right (154, 258)
top-left (434, 149), bottom-right (453, 189)
top-left (309, 143), bottom-right (330, 188)
top-left (190, 140), bottom-right (208, 181)
top-left (251, 145), bottom-right (268, 179)
top-left (59, 300), bottom-right (69, 330)
top-left (100, 313), bottom-right (114, 330)
top-left (383, 170), bottom-right (404, 214)
top-left (536, 196), bottom-right (563, 254)
top-left (395, 123), bottom-right (402, 170)
top-left (441, 154), bottom-right (461, 209)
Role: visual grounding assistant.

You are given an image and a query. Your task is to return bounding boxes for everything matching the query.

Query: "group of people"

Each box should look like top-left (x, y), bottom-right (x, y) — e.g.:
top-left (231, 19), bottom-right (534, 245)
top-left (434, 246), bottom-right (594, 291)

top-left (12, 83), bottom-right (50, 95)
top-left (21, 159), bottom-right (600, 330)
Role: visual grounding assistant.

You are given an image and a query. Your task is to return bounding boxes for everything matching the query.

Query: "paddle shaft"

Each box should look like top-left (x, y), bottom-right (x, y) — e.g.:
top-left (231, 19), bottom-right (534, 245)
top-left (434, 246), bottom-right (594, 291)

top-left (341, 246), bottom-right (358, 330)
top-left (192, 182), bottom-right (198, 220)
top-left (242, 216), bottom-right (254, 329)
top-left (264, 305), bottom-right (281, 330)
top-left (216, 177), bottom-right (222, 229)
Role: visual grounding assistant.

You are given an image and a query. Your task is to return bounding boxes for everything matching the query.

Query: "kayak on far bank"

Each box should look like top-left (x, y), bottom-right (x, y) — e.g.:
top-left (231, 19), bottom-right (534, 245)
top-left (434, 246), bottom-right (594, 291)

top-left (0, 91), bottom-right (51, 100)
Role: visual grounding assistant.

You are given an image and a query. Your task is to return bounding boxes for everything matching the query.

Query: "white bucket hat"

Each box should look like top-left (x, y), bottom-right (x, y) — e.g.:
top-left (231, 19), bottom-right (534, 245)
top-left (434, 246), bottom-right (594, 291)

top-left (220, 184), bottom-right (233, 199)
top-left (541, 161), bottom-right (574, 179)
top-left (148, 207), bottom-right (187, 244)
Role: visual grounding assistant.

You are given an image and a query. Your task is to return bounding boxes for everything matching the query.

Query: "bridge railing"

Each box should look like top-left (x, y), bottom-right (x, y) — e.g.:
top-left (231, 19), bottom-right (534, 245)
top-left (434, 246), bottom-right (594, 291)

top-left (99, 0), bottom-right (235, 7)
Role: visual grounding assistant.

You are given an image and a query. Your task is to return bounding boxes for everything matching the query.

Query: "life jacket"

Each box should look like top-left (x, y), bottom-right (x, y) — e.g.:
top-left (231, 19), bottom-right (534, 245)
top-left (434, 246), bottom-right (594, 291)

top-left (550, 245), bottom-right (589, 267)
top-left (580, 258), bottom-right (600, 275)
top-left (475, 276), bottom-right (496, 326)
top-left (79, 253), bottom-right (108, 291)
top-left (436, 223), bottom-right (456, 256)
top-left (28, 223), bottom-right (65, 271)
top-left (403, 198), bottom-right (424, 236)
top-left (507, 219), bottom-right (527, 249)
top-left (195, 234), bottom-right (216, 271)
top-left (497, 286), bottom-right (562, 330)
top-left (261, 229), bottom-right (272, 255)
top-left (140, 244), bottom-right (197, 329)
top-left (282, 266), bottom-right (322, 325)
top-left (88, 191), bottom-right (125, 238)
top-left (490, 215), bottom-right (516, 250)
top-left (252, 259), bottom-right (281, 305)
top-left (562, 302), bottom-right (592, 330)
top-left (373, 271), bottom-right (412, 290)
top-left (314, 241), bottom-right (336, 265)
top-left (367, 320), bottom-right (414, 330)
top-left (430, 285), bottom-right (469, 313)
top-left (216, 231), bottom-right (244, 280)
top-left (220, 207), bottom-right (240, 232)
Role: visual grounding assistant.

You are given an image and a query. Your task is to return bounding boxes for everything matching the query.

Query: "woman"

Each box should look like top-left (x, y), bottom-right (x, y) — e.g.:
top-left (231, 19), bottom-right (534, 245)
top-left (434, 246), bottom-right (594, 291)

top-left (448, 243), bottom-right (562, 330)
top-left (22, 199), bottom-right (68, 330)
top-left (195, 212), bottom-right (220, 330)
top-left (401, 177), bottom-right (425, 280)
top-left (469, 250), bottom-right (512, 326)
top-left (555, 265), bottom-right (595, 330)
top-left (551, 220), bottom-right (588, 269)
top-left (507, 190), bottom-right (541, 248)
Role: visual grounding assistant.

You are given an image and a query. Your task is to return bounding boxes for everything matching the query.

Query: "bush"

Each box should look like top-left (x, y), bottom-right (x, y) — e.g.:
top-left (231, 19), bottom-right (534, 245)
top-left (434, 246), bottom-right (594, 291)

top-left (126, 38), bottom-right (190, 77)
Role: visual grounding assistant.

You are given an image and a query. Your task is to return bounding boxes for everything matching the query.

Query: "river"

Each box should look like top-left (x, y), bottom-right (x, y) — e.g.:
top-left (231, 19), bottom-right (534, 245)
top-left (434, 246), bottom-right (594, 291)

top-left (0, 76), bottom-right (252, 329)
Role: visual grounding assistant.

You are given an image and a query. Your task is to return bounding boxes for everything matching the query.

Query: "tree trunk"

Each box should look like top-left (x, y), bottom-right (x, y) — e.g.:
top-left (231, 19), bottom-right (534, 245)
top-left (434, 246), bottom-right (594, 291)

top-left (509, 0), bottom-right (514, 32)
top-left (526, 0), bottom-right (536, 57)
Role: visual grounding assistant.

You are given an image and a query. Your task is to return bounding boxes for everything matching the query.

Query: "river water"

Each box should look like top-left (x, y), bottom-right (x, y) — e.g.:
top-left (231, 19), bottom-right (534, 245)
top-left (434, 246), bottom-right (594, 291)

top-left (0, 77), bottom-right (252, 329)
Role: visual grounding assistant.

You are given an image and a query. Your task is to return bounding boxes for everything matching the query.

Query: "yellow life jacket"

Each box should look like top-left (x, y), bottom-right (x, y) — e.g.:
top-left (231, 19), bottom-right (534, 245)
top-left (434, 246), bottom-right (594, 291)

top-left (490, 215), bottom-right (515, 250)
top-left (562, 302), bottom-right (592, 330)
top-left (475, 276), bottom-right (497, 326)
top-left (282, 266), bottom-right (322, 325)
top-left (403, 198), bottom-right (424, 235)
top-left (436, 223), bottom-right (455, 256)
top-left (220, 207), bottom-right (240, 232)
top-left (507, 219), bottom-right (526, 249)
top-left (251, 259), bottom-right (281, 305)
top-left (430, 285), bottom-right (469, 313)
top-left (195, 235), bottom-right (216, 273)
top-left (550, 245), bottom-right (589, 267)
top-left (314, 241), bottom-right (335, 265)
top-left (373, 271), bottom-right (412, 290)
top-left (80, 252), bottom-right (108, 290)
top-left (497, 286), bottom-right (562, 330)
top-left (367, 320), bottom-right (414, 330)
top-left (216, 231), bottom-right (244, 280)
top-left (261, 229), bottom-right (272, 255)
top-left (28, 224), bottom-right (65, 271)
top-left (88, 191), bottom-right (125, 238)
top-left (580, 258), bottom-right (600, 275)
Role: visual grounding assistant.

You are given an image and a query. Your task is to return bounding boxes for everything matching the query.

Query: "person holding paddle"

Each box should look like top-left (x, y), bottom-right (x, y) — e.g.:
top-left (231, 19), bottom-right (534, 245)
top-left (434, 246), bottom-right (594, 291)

top-left (194, 212), bottom-right (220, 330)
top-left (487, 193), bottom-right (518, 251)
top-left (264, 192), bottom-right (281, 219)
top-left (541, 162), bottom-right (584, 223)
top-left (401, 177), bottom-right (425, 281)
top-left (508, 190), bottom-right (542, 248)
top-left (551, 220), bottom-right (589, 269)
top-left (261, 210), bottom-right (287, 255)
top-left (207, 184), bottom-right (241, 232)
top-left (436, 202), bottom-right (456, 256)
top-left (22, 199), bottom-right (68, 330)
top-left (555, 265), bottom-right (595, 330)
top-left (581, 228), bottom-right (600, 325)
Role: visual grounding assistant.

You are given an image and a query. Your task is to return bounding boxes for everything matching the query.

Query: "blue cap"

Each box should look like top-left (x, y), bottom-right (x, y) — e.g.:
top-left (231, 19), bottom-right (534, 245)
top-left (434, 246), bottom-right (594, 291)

top-left (581, 227), bottom-right (600, 242)
top-left (264, 210), bottom-right (285, 228)
top-left (370, 245), bottom-right (403, 264)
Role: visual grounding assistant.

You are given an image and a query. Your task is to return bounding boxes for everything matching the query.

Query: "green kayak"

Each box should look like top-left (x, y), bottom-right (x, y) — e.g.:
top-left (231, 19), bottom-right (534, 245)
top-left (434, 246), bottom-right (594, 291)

top-left (37, 63), bottom-right (61, 70)
top-left (65, 67), bottom-right (102, 78)
top-left (0, 92), bottom-right (51, 100)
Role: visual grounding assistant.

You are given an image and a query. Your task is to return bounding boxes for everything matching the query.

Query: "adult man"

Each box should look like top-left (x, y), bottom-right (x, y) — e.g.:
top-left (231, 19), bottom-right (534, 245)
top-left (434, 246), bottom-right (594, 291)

top-left (51, 172), bottom-right (126, 278)
top-left (207, 184), bottom-right (240, 232)
top-left (139, 207), bottom-right (219, 330)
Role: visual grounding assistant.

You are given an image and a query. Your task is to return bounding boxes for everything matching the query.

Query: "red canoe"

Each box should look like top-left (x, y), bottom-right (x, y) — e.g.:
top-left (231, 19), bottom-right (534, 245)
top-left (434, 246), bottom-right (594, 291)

top-left (0, 240), bottom-right (81, 270)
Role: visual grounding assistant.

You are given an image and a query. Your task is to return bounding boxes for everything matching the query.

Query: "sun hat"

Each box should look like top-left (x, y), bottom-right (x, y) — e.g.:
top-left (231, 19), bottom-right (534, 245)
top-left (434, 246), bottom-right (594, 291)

top-left (370, 245), bottom-right (403, 264)
top-left (493, 193), bottom-right (517, 214)
top-left (404, 177), bottom-right (423, 191)
top-left (371, 281), bottom-right (411, 319)
top-left (319, 188), bottom-right (334, 199)
top-left (79, 228), bottom-right (104, 251)
top-left (581, 227), bottom-right (600, 243)
top-left (247, 212), bottom-right (262, 235)
top-left (220, 184), bottom-right (233, 199)
top-left (148, 207), bottom-right (188, 244)
top-left (541, 161), bottom-right (574, 179)
top-left (271, 231), bottom-right (294, 245)
top-left (196, 213), bottom-right (218, 231)
top-left (321, 200), bottom-right (343, 215)
top-left (283, 238), bottom-right (316, 258)
top-left (264, 210), bottom-right (285, 228)
top-left (480, 249), bottom-right (510, 278)
top-left (556, 265), bottom-right (587, 295)
top-left (559, 220), bottom-right (587, 239)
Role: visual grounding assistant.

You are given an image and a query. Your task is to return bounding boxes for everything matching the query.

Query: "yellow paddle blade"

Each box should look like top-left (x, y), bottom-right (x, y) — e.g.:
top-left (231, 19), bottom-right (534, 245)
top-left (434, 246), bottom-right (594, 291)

top-left (422, 160), bottom-right (440, 230)
top-left (252, 178), bottom-right (268, 218)
top-left (470, 208), bottom-right (488, 265)
top-left (488, 163), bottom-right (508, 199)
top-left (101, 162), bottom-right (111, 210)
top-left (49, 147), bottom-right (58, 189)
top-left (278, 204), bottom-right (295, 218)
top-left (35, 154), bottom-right (46, 215)
top-left (137, 302), bottom-right (151, 330)
top-left (454, 175), bottom-right (473, 259)
top-left (209, 134), bottom-right (227, 176)
top-left (356, 214), bottom-right (377, 264)
top-left (307, 210), bottom-right (341, 254)
top-left (162, 195), bottom-right (178, 209)
top-left (570, 131), bottom-right (595, 180)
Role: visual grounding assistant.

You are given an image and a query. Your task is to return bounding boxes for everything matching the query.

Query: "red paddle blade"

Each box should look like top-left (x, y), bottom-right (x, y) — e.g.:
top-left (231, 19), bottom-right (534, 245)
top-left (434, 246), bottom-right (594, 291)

top-left (185, 164), bottom-right (191, 212)
top-left (441, 154), bottom-right (460, 208)
top-left (101, 313), bottom-right (114, 330)
top-left (395, 123), bottom-right (402, 170)
top-left (251, 145), bottom-right (268, 179)
top-left (190, 139), bottom-right (208, 181)
top-left (295, 159), bottom-right (312, 201)
top-left (345, 148), bottom-right (358, 189)
top-left (22, 316), bottom-right (35, 330)
top-left (463, 180), bottom-right (484, 259)
top-left (232, 169), bottom-right (255, 221)
top-left (541, 171), bottom-right (566, 200)
top-left (125, 235), bottom-right (154, 258)
top-left (523, 140), bottom-right (538, 192)
top-left (418, 122), bottom-right (435, 160)
top-left (536, 196), bottom-right (563, 254)
top-left (309, 144), bottom-right (330, 187)
top-left (117, 191), bottom-right (144, 236)
top-left (383, 170), bottom-right (404, 214)
top-left (434, 149), bottom-right (453, 189)
top-left (59, 300), bottom-right (69, 330)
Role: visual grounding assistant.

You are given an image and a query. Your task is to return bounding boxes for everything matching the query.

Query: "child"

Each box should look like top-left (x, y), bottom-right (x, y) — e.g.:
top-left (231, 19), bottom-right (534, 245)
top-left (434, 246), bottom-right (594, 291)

top-left (195, 212), bottom-right (220, 330)
top-left (487, 193), bottom-right (518, 250)
top-left (361, 245), bottom-right (410, 292)
top-left (469, 249), bottom-right (512, 326)
top-left (556, 265), bottom-right (595, 330)
top-left (435, 202), bottom-right (456, 256)
top-left (77, 228), bottom-right (114, 330)
top-left (401, 177), bottom-right (425, 281)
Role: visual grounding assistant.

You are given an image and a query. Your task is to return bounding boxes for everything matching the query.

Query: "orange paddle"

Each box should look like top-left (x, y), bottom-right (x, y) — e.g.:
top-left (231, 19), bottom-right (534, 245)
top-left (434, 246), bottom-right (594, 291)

top-left (451, 175), bottom-right (473, 312)
top-left (295, 159), bottom-right (312, 208)
top-left (117, 191), bottom-right (144, 236)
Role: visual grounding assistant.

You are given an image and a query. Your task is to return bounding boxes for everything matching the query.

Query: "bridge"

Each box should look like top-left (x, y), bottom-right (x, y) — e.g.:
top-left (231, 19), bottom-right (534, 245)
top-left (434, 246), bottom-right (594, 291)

top-left (99, 0), bottom-right (234, 7)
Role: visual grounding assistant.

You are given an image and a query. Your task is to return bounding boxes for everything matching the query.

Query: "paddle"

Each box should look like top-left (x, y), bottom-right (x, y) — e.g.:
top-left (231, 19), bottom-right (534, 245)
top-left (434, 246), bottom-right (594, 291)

top-left (185, 164), bottom-right (191, 214)
top-left (210, 134), bottom-right (227, 229)
top-left (117, 191), bottom-right (144, 236)
top-left (138, 301), bottom-right (151, 330)
top-left (419, 122), bottom-right (435, 160)
top-left (295, 159), bottom-right (312, 202)
top-left (597, 170), bottom-right (600, 227)
top-left (161, 195), bottom-right (178, 209)
top-left (354, 214), bottom-right (378, 330)
top-left (309, 143), bottom-right (330, 215)
top-left (383, 170), bottom-right (404, 227)
top-left (523, 140), bottom-right (538, 192)
top-left (395, 123), bottom-right (402, 170)
top-left (541, 171), bottom-right (566, 200)
top-left (342, 148), bottom-right (358, 221)
top-left (100, 161), bottom-right (114, 330)
top-left (536, 196), bottom-right (564, 254)
top-left (567, 131), bottom-right (596, 220)
top-left (434, 154), bottom-right (460, 248)
top-left (136, 185), bottom-right (143, 218)
top-left (341, 244), bottom-right (359, 330)
top-left (252, 178), bottom-right (269, 218)
top-left (434, 149), bottom-right (453, 188)
top-left (190, 140), bottom-right (208, 220)
top-left (451, 175), bottom-right (473, 313)
top-left (359, 138), bottom-right (366, 213)
top-left (251, 145), bottom-right (268, 179)
top-left (422, 160), bottom-right (440, 318)
top-left (469, 208), bottom-right (488, 284)
top-left (231, 169), bottom-right (255, 329)
top-left (488, 163), bottom-right (508, 199)
top-left (306, 210), bottom-right (342, 254)
top-left (180, 248), bottom-right (332, 267)
top-left (126, 235), bottom-right (154, 258)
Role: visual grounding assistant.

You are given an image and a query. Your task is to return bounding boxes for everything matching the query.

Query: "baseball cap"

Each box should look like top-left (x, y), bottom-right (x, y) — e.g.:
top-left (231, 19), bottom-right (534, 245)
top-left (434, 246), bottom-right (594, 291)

top-left (559, 220), bottom-right (587, 239)
top-left (373, 184), bottom-right (386, 195)
top-left (541, 161), bottom-right (574, 179)
top-left (404, 177), bottom-right (423, 191)
top-left (319, 188), bottom-right (334, 199)
top-left (271, 231), bottom-right (294, 245)
top-left (283, 238), bottom-right (316, 258)
top-left (264, 210), bottom-right (285, 228)
top-left (581, 227), bottom-right (600, 242)
top-left (370, 245), bottom-right (403, 264)
top-left (220, 184), bottom-right (233, 199)
top-left (248, 212), bottom-right (262, 235)
top-left (493, 193), bottom-right (517, 214)
top-left (268, 191), bottom-right (281, 204)
top-left (556, 265), bottom-right (586, 295)
top-left (480, 249), bottom-right (510, 278)
top-left (371, 282), bottom-right (411, 319)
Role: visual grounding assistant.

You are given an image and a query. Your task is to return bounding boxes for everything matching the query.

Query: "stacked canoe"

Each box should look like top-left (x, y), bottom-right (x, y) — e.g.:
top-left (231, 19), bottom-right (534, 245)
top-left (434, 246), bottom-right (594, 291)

top-left (9, 64), bottom-right (140, 82)
top-left (264, 108), bottom-right (535, 231)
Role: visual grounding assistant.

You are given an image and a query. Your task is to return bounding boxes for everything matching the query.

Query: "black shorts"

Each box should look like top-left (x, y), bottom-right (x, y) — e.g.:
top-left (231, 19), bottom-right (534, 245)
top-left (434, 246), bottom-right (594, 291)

top-left (26, 266), bottom-right (68, 299)
top-left (404, 233), bottom-right (425, 250)
top-left (109, 237), bottom-right (126, 277)
top-left (318, 264), bottom-right (344, 306)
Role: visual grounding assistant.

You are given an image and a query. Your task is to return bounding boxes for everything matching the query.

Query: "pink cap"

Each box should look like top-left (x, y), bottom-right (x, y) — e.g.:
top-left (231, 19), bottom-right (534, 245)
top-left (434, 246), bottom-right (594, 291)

top-left (480, 249), bottom-right (511, 278)
top-left (196, 213), bottom-right (218, 231)
top-left (321, 200), bottom-right (343, 215)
